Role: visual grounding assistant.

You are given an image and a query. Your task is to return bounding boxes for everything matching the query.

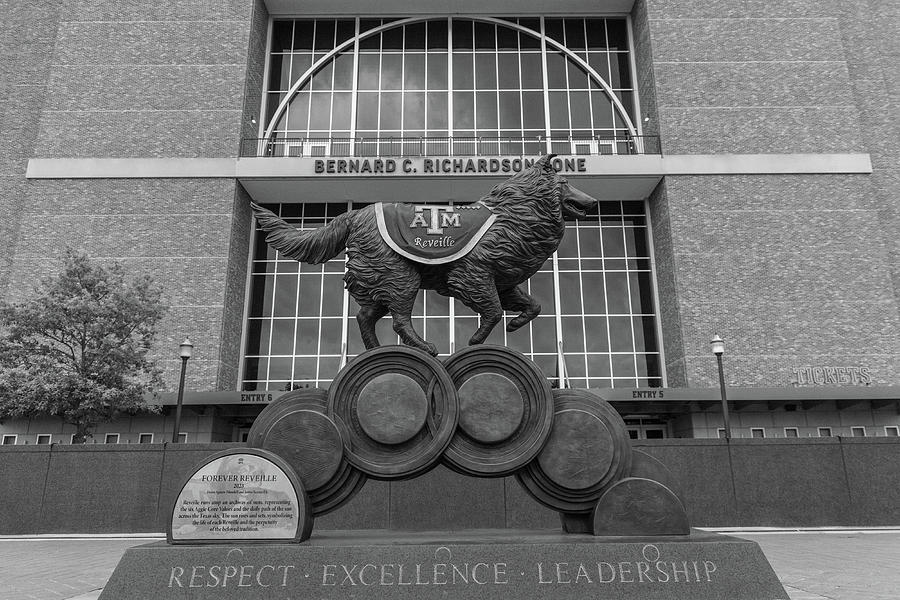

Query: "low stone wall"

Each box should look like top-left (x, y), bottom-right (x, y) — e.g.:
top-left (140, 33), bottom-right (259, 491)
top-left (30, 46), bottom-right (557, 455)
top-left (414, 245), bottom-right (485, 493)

top-left (1, 438), bottom-right (897, 534)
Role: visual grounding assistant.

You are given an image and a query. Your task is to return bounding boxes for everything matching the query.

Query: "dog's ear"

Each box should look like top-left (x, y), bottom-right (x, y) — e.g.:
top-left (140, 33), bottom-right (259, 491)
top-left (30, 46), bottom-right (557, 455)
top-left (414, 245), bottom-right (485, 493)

top-left (540, 153), bottom-right (558, 171)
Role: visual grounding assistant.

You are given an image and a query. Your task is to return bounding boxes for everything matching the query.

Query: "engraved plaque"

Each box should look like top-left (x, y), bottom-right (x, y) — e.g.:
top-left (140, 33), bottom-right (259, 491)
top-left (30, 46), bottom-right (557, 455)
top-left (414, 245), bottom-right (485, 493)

top-left (168, 448), bottom-right (311, 544)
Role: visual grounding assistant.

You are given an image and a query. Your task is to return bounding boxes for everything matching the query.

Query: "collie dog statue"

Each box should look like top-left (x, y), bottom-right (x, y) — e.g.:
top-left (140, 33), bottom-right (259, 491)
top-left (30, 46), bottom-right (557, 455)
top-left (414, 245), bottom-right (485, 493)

top-left (251, 155), bottom-right (597, 356)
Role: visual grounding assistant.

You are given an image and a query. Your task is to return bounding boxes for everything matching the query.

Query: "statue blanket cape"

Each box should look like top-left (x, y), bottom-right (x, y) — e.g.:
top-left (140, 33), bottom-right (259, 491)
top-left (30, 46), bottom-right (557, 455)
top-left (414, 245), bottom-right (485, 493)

top-left (375, 202), bottom-right (496, 265)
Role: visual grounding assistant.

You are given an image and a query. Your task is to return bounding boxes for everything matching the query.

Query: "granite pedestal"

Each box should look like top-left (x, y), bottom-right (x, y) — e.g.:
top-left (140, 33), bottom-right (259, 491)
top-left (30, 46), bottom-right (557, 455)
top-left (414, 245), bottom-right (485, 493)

top-left (98, 529), bottom-right (788, 599)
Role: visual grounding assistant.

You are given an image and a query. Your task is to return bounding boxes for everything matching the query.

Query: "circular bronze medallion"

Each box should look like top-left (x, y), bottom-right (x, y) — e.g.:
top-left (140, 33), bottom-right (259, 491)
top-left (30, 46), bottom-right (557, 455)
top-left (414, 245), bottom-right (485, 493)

top-left (246, 388), bottom-right (367, 517)
top-left (265, 409), bottom-right (345, 490)
top-left (441, 345), bottom-right (554, 477)
top-left (328, 345), bottom-right (459, 480)
top-left (356, 373), bottom-right (428, 445)
top-left (516, 388), bottom-right (633, 513)
top-left (458, 373), bottom-right (525, 444)
top-left (537, 409), bottom-right (614, 490)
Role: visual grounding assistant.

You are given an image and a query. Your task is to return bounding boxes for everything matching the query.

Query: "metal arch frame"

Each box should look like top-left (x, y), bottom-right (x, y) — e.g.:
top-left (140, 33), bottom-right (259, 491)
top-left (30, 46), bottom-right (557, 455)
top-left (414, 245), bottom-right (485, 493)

top-left (263, 15), bottom-right (639, 141)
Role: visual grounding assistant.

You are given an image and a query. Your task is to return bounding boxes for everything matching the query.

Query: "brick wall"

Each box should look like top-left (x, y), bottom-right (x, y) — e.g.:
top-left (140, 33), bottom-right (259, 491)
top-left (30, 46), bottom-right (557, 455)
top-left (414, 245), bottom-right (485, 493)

top-left (34, 0), bottom-right (255, 159)
top-left (0, 1), bottom-right (61, 295)
top-left (0, 0), bottom-right (270, 391)
top-left (640, 0), bottom-right (900, 386)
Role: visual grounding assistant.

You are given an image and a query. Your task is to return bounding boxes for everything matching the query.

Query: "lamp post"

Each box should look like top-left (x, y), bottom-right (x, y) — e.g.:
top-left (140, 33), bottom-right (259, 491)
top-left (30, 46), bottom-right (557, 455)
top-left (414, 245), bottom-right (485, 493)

top-left (710, 335), bottom-right (731, 440)
top-left (172, 338), bottom-right (193, 443)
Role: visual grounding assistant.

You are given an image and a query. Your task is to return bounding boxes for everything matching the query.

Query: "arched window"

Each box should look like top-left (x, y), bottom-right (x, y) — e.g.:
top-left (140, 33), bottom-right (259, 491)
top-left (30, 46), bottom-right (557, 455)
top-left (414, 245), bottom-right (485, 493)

top-left (263, 17), bottom-right (639, 154)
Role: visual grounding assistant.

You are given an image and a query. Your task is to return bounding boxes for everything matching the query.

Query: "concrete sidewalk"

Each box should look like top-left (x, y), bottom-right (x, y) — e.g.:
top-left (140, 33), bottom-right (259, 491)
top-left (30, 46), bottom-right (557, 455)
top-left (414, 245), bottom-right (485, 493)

top-left (0, 529), bottom-right (898, 600)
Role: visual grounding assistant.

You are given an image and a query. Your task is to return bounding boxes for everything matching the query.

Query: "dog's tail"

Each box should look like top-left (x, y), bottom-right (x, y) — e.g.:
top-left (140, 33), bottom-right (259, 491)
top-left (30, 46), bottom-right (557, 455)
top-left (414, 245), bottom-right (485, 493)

top-left (250, 202), bottom-right (351, 264)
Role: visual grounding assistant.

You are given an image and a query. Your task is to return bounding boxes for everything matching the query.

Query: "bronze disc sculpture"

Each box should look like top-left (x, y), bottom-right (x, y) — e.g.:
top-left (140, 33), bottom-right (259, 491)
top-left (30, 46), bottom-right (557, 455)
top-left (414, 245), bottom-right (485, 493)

top-left (327, 346), bottom-right (458, 480)
top-left (242, 156), bottom-right (691, 536)
top-left (441, 345), bottom-right (554, 477)
top-left (246, 388), bottom-right (366, 516)
top-left (516, 388), bottom-right (632, 513)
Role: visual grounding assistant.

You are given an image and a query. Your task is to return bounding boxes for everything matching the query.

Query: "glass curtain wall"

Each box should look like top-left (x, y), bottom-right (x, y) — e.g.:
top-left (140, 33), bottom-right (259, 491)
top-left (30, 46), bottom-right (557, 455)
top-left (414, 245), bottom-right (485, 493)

top-left (242, 201), bottom-right (660, 391)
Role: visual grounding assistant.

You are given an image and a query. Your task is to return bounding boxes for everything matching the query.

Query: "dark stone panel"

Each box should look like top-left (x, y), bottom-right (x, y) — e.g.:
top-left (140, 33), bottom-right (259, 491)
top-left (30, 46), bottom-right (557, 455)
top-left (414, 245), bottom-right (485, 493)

top-left (728, 438), bottom-right (850, 526)
top-left (40, 444), bottom-right (166, 533)
top-left (633, 440), bottom-right (736, 527)
top-left (389, 465), bottom-right (506, 529)
top-left (841, 438), bottom-right (900, 525)
top-left (315, 480), bottom-right (390, 530)
top-left (504, 476), bottom-right (561, 530)
top-left (99, 532), bottom-right (788, 600)
top-left (0, 446), bottom-right (51, 534)
top-left (155, 443), bottom-right (243, 531)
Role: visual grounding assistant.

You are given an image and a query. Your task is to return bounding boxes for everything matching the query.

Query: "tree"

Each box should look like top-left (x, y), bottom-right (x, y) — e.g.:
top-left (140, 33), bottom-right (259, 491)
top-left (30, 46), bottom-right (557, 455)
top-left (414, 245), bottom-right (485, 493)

top-left (0, 250), bottom-right (167, 443)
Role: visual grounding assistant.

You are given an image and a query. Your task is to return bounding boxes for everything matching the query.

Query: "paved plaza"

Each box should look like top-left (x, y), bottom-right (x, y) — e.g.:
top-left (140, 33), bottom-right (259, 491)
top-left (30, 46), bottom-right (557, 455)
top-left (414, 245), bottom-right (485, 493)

top-left (0, 529), bottom-right (898, 600)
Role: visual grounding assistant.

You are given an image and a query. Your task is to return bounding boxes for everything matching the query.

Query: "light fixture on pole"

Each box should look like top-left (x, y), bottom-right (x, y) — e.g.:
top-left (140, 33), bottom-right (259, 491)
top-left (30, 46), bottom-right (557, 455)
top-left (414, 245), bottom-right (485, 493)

top-left (172, 338), bottom-right (193, 443)
top-left (710, 334), bottom-right (731, 440)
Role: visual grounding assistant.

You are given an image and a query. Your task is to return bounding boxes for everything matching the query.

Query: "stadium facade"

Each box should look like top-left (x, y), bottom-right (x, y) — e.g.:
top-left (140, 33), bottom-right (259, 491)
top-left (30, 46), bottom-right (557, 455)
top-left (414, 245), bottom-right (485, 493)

top-left (1, 0), bottom-right (897, 445)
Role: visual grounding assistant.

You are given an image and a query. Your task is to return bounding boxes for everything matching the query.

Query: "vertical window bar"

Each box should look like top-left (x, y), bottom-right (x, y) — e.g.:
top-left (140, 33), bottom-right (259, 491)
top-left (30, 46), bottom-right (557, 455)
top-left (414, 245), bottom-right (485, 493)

top-left (551, 248), bottom-right (565, 387)
top-left (625, 14), bottom-right (644, 151)
top-left (539, 17), bottom-right (552, 153)
top-left (447, 17), bottom-right (454, 139)
top-left (349, 18), bottom-right (361, 154)
top-left (643, 197), bottom-right (667, 386)
top-left (340, 199), bottom-right (351, 369)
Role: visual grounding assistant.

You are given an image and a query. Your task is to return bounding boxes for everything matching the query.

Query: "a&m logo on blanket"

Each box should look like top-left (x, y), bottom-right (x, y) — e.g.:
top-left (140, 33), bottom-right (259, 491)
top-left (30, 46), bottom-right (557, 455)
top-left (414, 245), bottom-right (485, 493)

top-left (375, 202), bottom-right (496, 265)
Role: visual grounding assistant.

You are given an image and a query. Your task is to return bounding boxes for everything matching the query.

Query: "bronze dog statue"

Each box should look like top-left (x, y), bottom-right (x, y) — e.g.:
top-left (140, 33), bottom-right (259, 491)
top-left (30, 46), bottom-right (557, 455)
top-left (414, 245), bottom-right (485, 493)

top-left (251, 154), bottom-right (597, 356)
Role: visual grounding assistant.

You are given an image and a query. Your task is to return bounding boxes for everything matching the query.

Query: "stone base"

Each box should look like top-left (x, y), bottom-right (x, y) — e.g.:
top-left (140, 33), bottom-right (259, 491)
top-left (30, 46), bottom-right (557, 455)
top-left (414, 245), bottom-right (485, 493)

top-left (98, 529), bottom-right (788, 600)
